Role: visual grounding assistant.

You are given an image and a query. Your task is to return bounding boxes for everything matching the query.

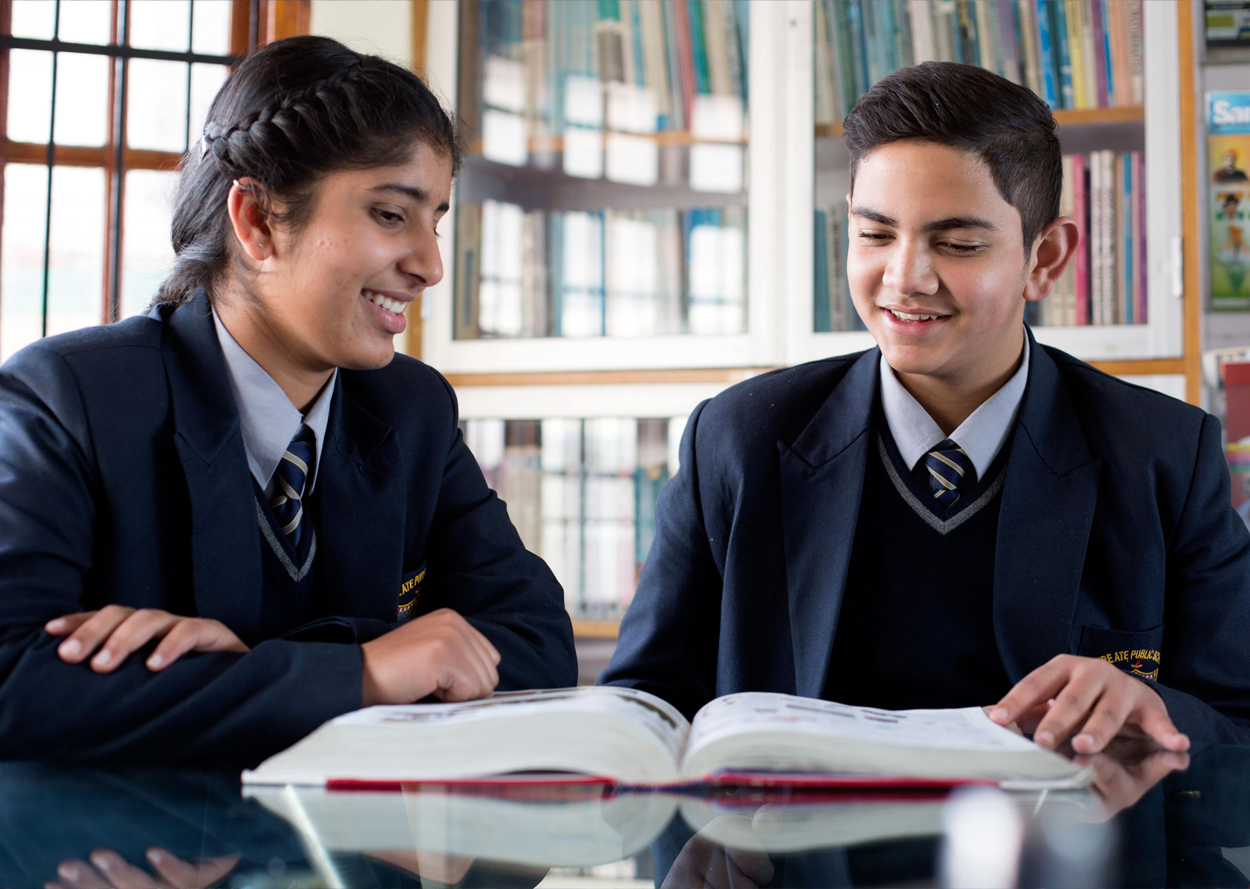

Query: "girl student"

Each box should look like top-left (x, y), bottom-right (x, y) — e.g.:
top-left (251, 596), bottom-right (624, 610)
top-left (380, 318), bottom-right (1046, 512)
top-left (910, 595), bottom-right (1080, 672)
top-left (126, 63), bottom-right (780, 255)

top-left (0, 36), bottom-right (575, 762)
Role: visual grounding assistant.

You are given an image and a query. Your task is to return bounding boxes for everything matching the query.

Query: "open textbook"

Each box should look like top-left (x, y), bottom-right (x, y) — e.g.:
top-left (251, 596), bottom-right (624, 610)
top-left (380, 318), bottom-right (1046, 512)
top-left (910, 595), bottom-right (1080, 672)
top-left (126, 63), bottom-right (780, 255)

top-left (243, 687), bottom-right (1090, 790)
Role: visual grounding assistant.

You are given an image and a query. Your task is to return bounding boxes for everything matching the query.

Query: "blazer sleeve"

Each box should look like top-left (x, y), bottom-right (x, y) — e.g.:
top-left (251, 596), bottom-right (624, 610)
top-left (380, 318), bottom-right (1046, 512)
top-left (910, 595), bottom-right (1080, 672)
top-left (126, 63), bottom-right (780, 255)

top-left (418, 374), bottom-right (576, 692)
top-left (1154, 412), bottom-right (1250, 744)
top-left (0, 346), bottom-right (362, 765)
top-left (598, 400), bottom-right (723, 719)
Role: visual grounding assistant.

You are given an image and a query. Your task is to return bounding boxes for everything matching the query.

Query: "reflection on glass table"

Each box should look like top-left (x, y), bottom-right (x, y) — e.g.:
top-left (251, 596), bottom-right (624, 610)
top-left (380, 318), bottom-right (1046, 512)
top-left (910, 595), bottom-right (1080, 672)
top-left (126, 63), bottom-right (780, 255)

top-left (7, 741), bottom-right (1250, 889)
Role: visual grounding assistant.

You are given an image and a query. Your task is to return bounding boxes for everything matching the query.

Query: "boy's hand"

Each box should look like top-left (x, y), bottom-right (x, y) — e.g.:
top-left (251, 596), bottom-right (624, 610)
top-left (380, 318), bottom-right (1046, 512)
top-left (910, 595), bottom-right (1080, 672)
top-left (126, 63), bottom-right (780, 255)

top-left (360, 608), bottom-right (501, 705)
top-left (989, 654), bottom-right (1190, 755)
top-left (45, 606), bottom-right (248, 673)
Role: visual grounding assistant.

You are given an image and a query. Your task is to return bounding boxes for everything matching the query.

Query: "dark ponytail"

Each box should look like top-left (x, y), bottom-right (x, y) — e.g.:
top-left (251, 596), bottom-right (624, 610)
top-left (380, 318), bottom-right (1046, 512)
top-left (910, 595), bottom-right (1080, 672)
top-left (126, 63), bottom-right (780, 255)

top-left (156, 35), bottom-right (462, 307)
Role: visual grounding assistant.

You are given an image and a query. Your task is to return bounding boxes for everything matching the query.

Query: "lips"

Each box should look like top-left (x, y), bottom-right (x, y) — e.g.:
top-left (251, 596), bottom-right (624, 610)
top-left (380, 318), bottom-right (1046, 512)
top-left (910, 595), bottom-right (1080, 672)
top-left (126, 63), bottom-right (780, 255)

top-left (361, 289), bottom-right (411, 335)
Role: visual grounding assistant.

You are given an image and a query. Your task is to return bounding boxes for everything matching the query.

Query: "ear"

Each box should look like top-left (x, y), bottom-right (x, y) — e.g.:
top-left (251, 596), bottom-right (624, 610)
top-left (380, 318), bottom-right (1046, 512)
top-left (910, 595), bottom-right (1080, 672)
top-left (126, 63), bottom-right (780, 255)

top-left (1022, 216), bottom-right (1080, 303)
top-left (225, 178), bottom-right (273, 263)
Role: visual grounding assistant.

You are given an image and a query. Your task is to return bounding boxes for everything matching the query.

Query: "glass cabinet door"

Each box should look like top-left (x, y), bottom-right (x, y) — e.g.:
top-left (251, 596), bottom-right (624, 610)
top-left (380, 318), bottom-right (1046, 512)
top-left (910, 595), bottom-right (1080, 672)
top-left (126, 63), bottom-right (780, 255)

top-left (423, 0), bottom-right (788, 373)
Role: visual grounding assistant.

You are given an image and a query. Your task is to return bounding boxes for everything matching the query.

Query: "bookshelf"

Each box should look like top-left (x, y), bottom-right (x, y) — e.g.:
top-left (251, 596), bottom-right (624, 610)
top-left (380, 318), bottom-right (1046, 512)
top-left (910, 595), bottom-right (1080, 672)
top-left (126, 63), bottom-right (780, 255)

top-left (420, 0), bottom-right (1203, 634)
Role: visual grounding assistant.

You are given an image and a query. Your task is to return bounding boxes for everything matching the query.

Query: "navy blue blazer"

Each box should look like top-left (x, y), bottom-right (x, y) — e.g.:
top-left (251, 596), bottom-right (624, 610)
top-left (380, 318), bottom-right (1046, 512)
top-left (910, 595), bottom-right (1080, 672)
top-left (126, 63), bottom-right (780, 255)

top-left (602, 333), bottom-right (1250, 744)
top-left (0, 293), bottom-right (575, 764)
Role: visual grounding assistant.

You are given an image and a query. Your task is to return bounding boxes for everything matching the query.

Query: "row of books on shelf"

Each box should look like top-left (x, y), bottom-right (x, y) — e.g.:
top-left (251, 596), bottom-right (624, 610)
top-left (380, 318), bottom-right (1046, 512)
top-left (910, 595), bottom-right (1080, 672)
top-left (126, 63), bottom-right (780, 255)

top-left (460, 417), bottom-right (681, 620)
top-left (463, 0), bottom-right (749, 144)
top-left (454, 200), bottom-right (747, 340)
top-left (1049, 149), bottom-right (1147, 327)
top-left (813, 150), bottom-right (1146, 332)
top-left (814, 0), bottom-right (1144, 125)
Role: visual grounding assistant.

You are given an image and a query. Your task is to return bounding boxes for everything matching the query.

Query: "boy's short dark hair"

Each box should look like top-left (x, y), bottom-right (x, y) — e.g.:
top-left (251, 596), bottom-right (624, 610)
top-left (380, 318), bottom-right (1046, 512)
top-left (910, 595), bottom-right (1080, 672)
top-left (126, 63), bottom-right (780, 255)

top-left (843, 62), bottom-right (1062, 250)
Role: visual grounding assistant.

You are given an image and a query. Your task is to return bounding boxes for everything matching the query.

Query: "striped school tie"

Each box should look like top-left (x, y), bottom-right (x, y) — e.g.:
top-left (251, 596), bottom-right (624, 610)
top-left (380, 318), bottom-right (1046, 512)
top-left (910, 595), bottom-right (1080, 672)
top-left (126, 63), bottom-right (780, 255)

top-left (923, 440), bottom-right (974, 507)
top-left (271, 435), bottom-right (313, 548)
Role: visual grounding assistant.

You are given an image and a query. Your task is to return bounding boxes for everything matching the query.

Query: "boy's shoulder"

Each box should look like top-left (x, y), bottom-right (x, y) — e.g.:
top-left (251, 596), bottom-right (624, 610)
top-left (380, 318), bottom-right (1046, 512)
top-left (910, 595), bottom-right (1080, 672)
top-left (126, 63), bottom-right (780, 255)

top-left (693, 350), bottom-right (872, 454)
top-left (1040, 344), bottom-right (1210, 457)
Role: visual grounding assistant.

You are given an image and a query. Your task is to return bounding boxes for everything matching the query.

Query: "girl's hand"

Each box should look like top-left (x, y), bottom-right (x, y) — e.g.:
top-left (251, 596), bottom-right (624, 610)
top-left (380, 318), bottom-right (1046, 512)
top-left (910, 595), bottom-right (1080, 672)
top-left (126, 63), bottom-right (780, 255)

top-left (45, 606), bottom-right (248, 673)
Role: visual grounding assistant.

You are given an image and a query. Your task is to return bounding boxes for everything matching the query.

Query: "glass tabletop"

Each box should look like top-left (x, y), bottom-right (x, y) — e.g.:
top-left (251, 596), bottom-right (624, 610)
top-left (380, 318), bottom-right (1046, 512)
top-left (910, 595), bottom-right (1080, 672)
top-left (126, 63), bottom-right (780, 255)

top-left (7, 741), bottom-right (1248, 889)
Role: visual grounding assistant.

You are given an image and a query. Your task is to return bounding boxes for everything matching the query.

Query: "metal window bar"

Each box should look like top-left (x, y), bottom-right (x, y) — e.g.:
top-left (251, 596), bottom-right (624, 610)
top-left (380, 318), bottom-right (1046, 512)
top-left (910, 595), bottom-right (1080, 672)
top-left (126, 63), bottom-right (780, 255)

top-left (0, 0), bottom-right (249, 336)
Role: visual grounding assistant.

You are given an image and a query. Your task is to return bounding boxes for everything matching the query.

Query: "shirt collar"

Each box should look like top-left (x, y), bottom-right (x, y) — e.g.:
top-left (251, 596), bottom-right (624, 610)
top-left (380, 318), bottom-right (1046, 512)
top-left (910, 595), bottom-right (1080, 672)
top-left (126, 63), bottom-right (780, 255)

top-left (212, 308), bottom-right (336, 495)
top-left (878, 333), bottom-right (1030, 482)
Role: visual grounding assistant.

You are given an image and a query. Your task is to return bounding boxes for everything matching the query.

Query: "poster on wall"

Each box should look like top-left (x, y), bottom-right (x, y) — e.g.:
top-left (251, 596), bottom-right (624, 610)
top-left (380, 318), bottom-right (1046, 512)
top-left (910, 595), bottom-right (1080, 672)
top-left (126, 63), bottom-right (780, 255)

top-left (1209, 92), bottom-right (1250, 310)
top-left (1206, 1), bottom-right (1250, 62)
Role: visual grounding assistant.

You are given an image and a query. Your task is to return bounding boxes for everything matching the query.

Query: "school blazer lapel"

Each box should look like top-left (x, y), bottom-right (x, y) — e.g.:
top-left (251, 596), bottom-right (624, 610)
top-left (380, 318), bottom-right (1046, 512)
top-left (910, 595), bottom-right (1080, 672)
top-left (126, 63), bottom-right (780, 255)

top-left (315, 377), bottom-right (406, 622)
top-left (778, 349), bottom-right (878, 698)
top-left (163, 295), bottom-right (264, 645)
top-left (993, 335), bottom-right (1102, 683)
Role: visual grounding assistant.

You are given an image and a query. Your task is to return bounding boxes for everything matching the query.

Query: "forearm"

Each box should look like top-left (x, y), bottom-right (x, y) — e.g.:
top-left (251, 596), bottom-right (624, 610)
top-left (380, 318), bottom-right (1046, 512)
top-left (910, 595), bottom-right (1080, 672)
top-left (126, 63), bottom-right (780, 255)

top-left (0, 630), bottom-right (362, 765)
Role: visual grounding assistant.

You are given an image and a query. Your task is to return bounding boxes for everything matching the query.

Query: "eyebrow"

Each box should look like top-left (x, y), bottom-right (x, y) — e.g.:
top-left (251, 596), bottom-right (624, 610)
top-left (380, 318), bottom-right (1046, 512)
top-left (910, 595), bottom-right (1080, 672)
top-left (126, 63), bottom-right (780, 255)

top-left (851, 207), bottom-right (997, 233)
top-left (371, 183), bottom-right (450, 212)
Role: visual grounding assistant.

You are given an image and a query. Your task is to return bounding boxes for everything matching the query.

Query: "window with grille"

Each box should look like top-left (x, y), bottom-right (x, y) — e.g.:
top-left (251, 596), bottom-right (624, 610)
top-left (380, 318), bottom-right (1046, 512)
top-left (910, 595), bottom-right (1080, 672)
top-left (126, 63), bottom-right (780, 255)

top-left (0, 0), bottom-right (307, 362)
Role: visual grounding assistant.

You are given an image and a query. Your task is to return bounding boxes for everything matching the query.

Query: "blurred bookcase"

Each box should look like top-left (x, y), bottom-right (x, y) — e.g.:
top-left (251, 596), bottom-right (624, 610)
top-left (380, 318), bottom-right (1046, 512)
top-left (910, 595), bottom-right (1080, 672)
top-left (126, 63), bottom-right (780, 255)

top-left (417, 0), bottom-right (1202, 638)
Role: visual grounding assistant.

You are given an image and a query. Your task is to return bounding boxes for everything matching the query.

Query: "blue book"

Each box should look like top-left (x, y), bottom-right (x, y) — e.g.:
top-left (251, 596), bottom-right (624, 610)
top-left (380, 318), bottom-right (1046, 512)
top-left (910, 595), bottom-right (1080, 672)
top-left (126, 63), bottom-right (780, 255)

top-left (1100, 0), bottom-right (1115, 106)
top-left (630, 0), bottom-right (646, 87)
top-left (548, 212), bottom-right (564, 337)
top-left (814, 211), bottom-right (832, 333)
top-left (1036, 0), bottom-right (1059, 109)
top-left (846, 2), bottom-right (870, 100)
top-left (1049, 1), bottom-right (1074, 109)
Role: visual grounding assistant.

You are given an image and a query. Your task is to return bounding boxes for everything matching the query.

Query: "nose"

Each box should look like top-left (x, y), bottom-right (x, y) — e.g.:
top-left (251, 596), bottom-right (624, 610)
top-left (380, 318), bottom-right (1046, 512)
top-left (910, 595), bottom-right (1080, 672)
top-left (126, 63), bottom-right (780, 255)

top-left (882, 237), bottom-right (938, 297)
top-left (398, 225), bottom-right (444, 289)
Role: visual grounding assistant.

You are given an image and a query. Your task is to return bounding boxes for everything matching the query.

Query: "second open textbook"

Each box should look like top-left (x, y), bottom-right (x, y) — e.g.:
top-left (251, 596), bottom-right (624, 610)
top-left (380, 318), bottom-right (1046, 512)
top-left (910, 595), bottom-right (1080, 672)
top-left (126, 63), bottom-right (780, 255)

top-left (243, 687), bottom-right (1090, 790)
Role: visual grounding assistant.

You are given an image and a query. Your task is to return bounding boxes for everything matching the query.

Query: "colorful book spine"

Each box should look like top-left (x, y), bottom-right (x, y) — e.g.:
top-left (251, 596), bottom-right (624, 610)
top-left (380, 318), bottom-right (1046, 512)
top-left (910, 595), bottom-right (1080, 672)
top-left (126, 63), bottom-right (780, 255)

top-left (1135, 150), bottom-right (1147, 323)
top-left (814, 210), bottom-right (832, 333)
top-left (1072, 152), bottom-right (1089, 325)
top-left (688, 0), bottom-right (710, 95)
top-left (1035, 0), bottom-right (1058, 108)
top-left (1051, 0), bottom-right (1075, 109)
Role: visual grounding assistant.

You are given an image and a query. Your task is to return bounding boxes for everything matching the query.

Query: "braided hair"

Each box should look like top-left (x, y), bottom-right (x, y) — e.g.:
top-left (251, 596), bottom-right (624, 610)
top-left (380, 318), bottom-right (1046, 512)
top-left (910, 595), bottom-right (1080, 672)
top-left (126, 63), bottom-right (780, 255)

top-left (156, 35), bottom-right (462, 307)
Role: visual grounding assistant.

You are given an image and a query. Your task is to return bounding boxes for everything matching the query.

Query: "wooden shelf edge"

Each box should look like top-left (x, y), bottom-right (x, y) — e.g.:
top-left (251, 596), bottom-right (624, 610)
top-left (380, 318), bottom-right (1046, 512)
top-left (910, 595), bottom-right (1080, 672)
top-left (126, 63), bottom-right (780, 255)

top-left (1089, 358), bottom-right (1187, 377)
top-left (445, 368), bottom-right (776, 387)
top-left (571, 619), bottom-right (620, 639)
top-left (816, 105), bottom-right (1144, 140)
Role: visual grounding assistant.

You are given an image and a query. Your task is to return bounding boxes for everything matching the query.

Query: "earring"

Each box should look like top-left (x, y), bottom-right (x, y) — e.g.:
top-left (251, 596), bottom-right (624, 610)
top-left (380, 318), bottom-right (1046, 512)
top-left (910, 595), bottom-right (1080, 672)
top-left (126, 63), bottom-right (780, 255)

top-left (257, 242), bottom-right (264, 248)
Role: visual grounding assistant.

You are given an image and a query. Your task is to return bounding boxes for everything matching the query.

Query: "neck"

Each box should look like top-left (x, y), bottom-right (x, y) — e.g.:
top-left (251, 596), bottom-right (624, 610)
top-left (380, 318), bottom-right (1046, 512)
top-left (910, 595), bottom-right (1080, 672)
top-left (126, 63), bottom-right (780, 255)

top-left (215, 293), bottom-right (333, 414)
top-left (894, 330), bottom-right (1026, 435)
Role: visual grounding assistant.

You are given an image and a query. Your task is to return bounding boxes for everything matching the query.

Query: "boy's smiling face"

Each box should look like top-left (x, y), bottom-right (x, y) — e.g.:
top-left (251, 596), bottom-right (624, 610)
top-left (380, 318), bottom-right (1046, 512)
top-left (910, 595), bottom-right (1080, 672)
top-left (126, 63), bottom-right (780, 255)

top-left (848, 140), bottom-right (1041, 400)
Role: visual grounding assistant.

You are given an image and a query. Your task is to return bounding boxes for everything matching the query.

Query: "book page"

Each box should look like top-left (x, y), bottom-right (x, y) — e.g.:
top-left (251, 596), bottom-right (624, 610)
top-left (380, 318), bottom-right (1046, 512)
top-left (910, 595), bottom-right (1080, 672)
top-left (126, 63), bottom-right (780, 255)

top-left (684, 693), bottom-right (1038, 765)
top-left (333, 686), bottom-right (692, 768)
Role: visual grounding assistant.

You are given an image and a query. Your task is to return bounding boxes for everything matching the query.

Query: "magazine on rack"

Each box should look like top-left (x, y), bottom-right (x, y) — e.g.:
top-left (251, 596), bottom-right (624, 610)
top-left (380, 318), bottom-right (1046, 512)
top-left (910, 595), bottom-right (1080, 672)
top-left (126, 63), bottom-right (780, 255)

top-left (243, 687), bottom-right (1090, 791)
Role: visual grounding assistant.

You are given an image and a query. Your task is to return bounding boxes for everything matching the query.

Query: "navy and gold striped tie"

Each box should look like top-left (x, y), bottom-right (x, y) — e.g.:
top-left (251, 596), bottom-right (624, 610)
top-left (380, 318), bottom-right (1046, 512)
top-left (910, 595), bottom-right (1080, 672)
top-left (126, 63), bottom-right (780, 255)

top-left (923, 440), bottom-right (974, 507)
top-left (270, 436), bottom-right (313, 548)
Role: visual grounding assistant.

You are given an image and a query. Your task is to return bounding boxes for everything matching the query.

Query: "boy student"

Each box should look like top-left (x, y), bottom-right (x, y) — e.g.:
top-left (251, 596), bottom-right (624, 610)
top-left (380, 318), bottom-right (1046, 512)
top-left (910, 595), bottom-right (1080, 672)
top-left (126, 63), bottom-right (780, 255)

top-left (602, 62), bottom-right (1250, 753)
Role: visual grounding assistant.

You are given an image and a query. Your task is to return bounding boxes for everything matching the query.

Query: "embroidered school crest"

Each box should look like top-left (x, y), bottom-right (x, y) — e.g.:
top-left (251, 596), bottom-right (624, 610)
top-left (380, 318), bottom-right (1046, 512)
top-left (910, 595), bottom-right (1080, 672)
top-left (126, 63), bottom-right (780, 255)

top-left (1097, 648), bottom-right (1160, 681)
top-left (398, 566), bottom-right (425, 620)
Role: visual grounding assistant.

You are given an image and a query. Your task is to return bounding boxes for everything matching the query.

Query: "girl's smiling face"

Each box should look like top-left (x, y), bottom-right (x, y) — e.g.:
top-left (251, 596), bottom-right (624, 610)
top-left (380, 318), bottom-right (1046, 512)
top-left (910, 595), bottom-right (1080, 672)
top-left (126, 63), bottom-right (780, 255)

top-left (217, 142), bottom-right (451, 408)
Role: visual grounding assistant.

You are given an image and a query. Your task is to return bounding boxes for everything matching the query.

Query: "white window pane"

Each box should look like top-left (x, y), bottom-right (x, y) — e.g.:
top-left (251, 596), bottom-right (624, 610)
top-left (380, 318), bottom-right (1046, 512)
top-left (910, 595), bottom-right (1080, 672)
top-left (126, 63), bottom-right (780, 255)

top-left (1, 165), bottom-right (49, 361)
top-left (47, 166), bottom-right (106, 337)
top-left (191, 0), bottom-right (231, 55)
top-left (188, 63), bottom-right (227, 148)
top-left (53, 53), bottom-right (110, 147)
top-left (127, 59), bottom-right (190, 152)
top-left (129, 0), bottom-right (190, 52)
top-left (58, 0), bottom-right (113, 45)
top-left (11, 0), bottom-right (55, 39)
top-left (121, 170), bottom-right (178, 319)
top-left (7, 50), bottom-right (53, 144)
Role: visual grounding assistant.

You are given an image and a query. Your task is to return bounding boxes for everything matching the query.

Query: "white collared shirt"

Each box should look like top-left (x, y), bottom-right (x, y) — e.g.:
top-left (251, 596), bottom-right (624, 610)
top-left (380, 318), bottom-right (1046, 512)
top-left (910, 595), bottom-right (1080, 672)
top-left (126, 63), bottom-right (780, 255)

top-left (878, 334), bottom-right (1030, 484)
top-left (212, 308), bottom-right (336, 499)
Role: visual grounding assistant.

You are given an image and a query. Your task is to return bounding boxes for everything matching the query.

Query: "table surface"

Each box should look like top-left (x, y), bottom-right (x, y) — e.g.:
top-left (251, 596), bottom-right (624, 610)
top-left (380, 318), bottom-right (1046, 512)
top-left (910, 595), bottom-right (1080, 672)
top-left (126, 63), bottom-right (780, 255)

top-left (7, 741), bottom-right (1250, 889)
